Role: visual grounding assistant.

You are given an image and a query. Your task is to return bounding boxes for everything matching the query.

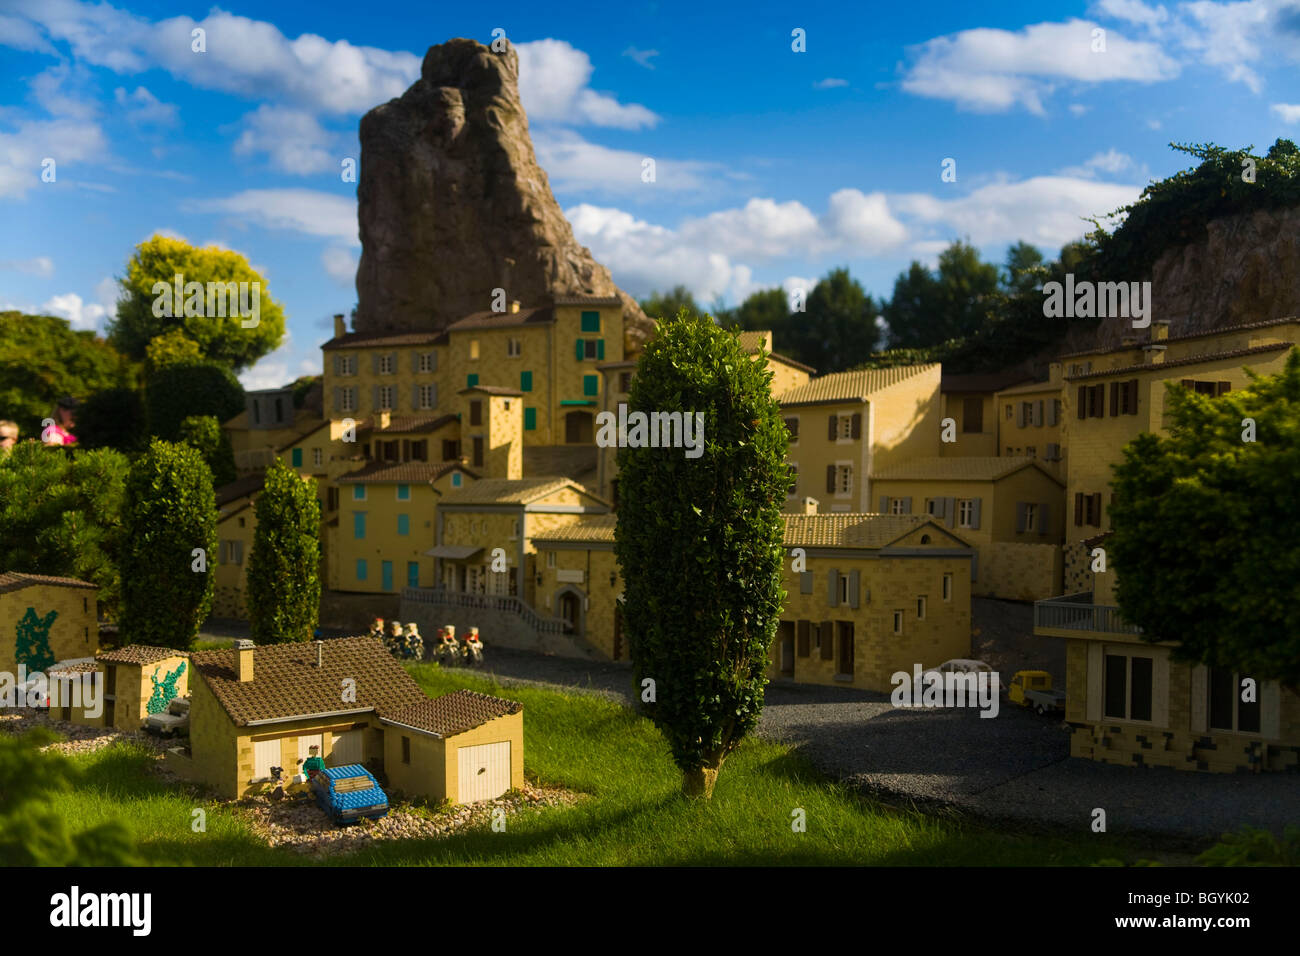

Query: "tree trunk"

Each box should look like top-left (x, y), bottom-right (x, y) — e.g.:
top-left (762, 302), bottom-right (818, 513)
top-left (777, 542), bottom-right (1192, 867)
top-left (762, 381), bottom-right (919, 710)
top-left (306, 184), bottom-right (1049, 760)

top-left (682, 766), bottom-right (718, 799)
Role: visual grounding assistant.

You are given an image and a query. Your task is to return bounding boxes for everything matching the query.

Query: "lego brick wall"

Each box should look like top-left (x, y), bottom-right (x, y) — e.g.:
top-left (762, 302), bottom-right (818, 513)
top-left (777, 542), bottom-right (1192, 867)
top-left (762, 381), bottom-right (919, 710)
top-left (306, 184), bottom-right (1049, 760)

top-left (981, 542), bottom-right (1062, 602)
top-left (0, 587), bottom-right (98, 674)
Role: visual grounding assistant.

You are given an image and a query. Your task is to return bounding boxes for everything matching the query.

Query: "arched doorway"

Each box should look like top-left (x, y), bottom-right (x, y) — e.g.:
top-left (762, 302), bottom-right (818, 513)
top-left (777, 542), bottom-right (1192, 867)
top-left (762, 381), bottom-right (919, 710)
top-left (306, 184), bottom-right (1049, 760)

top-left (565, 410), bottom-right (594, 444)
top-left (556, 587), bottom-right (585, 638)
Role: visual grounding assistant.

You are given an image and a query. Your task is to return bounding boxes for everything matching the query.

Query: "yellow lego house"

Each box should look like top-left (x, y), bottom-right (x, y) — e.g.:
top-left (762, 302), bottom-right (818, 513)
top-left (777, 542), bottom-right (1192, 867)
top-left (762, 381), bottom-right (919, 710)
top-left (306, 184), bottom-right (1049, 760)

top-left (0, 572), bottom-right (99, 674)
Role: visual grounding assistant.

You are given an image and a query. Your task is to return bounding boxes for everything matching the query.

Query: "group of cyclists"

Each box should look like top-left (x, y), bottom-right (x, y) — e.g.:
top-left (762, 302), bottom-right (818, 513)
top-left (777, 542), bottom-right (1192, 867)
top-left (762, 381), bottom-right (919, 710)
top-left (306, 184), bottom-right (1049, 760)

top-left (368, 618), bottom-right (484, 666)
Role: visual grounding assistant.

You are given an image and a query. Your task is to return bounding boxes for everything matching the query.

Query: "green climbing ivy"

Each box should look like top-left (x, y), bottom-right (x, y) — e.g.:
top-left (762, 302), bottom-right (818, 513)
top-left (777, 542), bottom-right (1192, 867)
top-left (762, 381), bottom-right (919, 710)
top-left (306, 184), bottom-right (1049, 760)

top-left (14, 608), bottom-right (57, 673)
top-left (146, 660), bottom-right (187, 715)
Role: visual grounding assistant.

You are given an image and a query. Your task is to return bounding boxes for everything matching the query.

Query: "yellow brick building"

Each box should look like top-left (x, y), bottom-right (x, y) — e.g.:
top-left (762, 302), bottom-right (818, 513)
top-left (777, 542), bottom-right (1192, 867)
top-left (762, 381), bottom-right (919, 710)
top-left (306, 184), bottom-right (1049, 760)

top-left (778, 364), bottom-right (943, 514)
top-left (531, 515), bottom-right (625, 658)
top-left (223, 383), bottom-right (327, 474)
top-left (213, 476), bottom-right (264, 619)
top-left (91, 645), bottom-right (189, 731)
top-left (0, 572), bottom-right (98, 674)
top-left (993, 365), bottom-right (1067, 477)
top-left (939, 371), bottom-right (1033, 459)
top-left (869, 457), bottom-right (1064, 601)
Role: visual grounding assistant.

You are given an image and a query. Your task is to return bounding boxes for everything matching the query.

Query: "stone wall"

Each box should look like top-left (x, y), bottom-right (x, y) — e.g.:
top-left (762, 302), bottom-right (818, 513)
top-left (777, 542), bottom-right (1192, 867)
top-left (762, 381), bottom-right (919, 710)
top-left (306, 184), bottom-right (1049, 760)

top-left (982, 542), bottom-right (1062, 602)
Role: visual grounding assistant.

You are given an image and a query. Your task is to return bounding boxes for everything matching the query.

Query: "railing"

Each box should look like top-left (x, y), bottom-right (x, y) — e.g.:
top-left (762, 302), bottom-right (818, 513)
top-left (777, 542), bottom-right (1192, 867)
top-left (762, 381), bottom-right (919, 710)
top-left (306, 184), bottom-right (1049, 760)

top-left (401, 587), bottom-right (573, 634)
top-left (1034, 593), bottom-right (1144, 635)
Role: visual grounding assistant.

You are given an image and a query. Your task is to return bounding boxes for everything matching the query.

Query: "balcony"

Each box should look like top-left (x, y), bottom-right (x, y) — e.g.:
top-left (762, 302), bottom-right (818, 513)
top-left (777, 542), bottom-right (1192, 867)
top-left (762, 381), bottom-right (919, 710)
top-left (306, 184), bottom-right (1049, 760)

top-left (1033, 592), bottom-right (1144, 637)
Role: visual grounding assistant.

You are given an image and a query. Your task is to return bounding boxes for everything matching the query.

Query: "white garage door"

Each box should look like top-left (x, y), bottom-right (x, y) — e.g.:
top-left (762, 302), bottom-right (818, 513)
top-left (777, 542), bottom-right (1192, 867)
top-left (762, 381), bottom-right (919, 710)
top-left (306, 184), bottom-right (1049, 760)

top-left (253, 739), bottom-right (281, 780)
top-left (328, 730), bottom-right (363, 767)
top-left (457, 741), bottom-right (511, 804)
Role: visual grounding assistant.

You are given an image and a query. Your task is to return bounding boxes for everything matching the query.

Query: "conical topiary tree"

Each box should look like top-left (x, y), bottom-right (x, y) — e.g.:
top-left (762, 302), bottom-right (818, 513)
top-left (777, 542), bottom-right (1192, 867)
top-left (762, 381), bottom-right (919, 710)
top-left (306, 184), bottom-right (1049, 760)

top-left (614, 312), bottom-right (792, 799)
top-left (247, 458), bottom-right (321, 644)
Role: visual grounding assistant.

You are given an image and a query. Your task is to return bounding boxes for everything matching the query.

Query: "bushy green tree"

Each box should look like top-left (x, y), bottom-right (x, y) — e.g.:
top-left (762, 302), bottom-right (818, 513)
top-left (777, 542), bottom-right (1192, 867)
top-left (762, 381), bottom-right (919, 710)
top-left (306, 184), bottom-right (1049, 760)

top-left (109, 234), bottom-right (286, 371)
top-left (640, 285), bottom-right (701, 322)
top-left (247, 459), bottom-right (321, 644)
top-left (0, 311), bottom-right (136, 439)
top-left (0, 442), bottom-right (128, 618)
top-left (1109, 350), bottom-right (1300, 688)
top-left (118, 440), bottom-right (217, 649)
top-left (882, 240), bottom-right (1000, 349)
top-left (178, 415), bottom-right (237, 487)
top-left (76, 386), bottom-right (147, 453)
top-left (614, 313), bottom-right (791, 799)
top-left (146, 361), bottom-right (245, 442)
top-left (720, 287), bottom-right (787, 334)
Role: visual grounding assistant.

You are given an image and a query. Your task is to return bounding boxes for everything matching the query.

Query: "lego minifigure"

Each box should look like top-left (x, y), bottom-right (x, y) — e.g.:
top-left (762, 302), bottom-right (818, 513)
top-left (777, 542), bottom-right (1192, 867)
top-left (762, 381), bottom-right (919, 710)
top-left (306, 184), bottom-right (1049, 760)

top-left (463, 626), bottom-right (484, 666)
top-left (403, 622), bottom-right (423, 661)
top-left (299, 744), bottom-right (326, 780)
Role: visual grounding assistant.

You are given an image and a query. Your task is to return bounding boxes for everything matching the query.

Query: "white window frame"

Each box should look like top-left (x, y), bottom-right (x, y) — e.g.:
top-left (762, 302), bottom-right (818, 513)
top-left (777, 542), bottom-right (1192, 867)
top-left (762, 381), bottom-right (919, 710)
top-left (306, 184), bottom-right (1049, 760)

top-left (838, 575), bottom-right (851, 605)
top-left (418, 352), bottom-right (435, 373)
top-left (836, 414), bottom-right (854, 442)
top-left (378, 354), bottom-right (394, 375)
top-left (546, 551), bottom-right (556, 568)
top-left (312, 447), bottom-right (323, 467)
top-left (835, 462), bottom-right (853, 498)
top-left (507, 338), bottom-right (522, 358)
top-left (418, 384), bottom-right (436, 410)
top-left (341, 387), bottom-right (357, 413)
top-left (957, 499), bottom-right (974, 528)
top-left (889, 497), bottom-right (907, 515)
top-left (378, 385), bottom-right (394, 410)
top-left (340, 355), bottom-right (357, 376)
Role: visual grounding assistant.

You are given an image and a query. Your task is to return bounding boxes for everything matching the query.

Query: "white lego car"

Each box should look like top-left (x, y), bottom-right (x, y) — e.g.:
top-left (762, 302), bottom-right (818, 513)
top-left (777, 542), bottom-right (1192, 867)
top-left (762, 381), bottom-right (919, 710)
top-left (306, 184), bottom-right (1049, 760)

top-left (921, 659), bottom-right (998, 694)
top-left (144, 697), bottom-right (191, 737)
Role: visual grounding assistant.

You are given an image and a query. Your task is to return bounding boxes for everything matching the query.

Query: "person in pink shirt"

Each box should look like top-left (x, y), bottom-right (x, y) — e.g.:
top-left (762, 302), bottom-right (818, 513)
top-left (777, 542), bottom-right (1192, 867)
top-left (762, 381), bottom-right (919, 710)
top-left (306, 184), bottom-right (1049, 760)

top-left (42, 396), bottom-right (78, 447)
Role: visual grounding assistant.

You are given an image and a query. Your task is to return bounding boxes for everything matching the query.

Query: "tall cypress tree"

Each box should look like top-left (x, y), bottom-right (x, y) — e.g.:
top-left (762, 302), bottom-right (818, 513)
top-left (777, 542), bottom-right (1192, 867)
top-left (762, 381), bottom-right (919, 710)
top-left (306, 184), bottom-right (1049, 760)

top-left (247, 458), bottom-right (321, 644)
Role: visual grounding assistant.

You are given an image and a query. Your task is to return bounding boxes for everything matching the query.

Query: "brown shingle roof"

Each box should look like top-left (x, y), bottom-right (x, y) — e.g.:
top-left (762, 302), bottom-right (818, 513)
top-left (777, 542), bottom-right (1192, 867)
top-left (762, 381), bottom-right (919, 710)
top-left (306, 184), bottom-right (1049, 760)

top-left (321, 330), bottom-right (448, 350)
top-left (1065, 343), bottom-right (1294, 380)
top-left (445, 307), bottom-right (554, 332)
top-left (532, 514), bottom-right (618, 544)
top-left (871, 456), bottom-right (1057, 483)
top-left (995, 378), bottom-right (1060, 397)
top-left (97, 644), bottom-right (185, 665)
top-left (0, 572), bottom-right (97, 594)
top-left (336, 461), bottom-right (476, 484)
top-left (777, 364), bottom-right (938, 406)
top-left (215, 474), bottom-right (265, 507)
top-left (189, 636), bottom-right (427, 726)
top-left (382, 689), bottom-right (523, 738)
top-left (359, 413), bottom-right (458, 435)
top-left (781, 514), bottom-right (958, 549)
top-left (458, 385), bottom-right (524, 397)
top-left (553, 294), bottom-right (622, 306)
top-left (438, 476), bottom-right (602, 506)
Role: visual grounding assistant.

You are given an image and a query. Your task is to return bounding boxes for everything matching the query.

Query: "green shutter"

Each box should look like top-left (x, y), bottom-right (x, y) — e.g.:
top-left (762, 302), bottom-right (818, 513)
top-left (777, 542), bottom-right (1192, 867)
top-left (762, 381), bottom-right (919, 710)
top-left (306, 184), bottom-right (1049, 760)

top-left (584, 375), bottom-right (599, 396)
top-left (397, 514), bottom-right (409, 536)
top-left (596, 338), bottom-right (605, 360)
top-left (291, 448), bottom-right (302, 468)
top-left (520, 370), bottom-right (533, 392)
top-left (581, 310), bottom-right (600, 332)
top-left (524, 407), bottom-right (537, 431)
top-left (575, 338), bottom-right (585, 361)
top-left (467, 373), bottom-right (478, 387)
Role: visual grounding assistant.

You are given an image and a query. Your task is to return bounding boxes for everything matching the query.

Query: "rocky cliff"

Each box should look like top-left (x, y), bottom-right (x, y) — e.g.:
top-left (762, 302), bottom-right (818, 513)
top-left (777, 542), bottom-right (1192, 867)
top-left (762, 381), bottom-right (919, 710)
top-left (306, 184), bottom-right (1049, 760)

top-left (354, 38), bottom-right (652, 350)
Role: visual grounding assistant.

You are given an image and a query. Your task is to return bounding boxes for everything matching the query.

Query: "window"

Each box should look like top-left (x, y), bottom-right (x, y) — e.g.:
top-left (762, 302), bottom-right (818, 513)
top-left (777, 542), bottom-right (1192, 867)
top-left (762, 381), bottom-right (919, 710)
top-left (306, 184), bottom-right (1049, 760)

top-left (583, 375), bottom-right (599, 397)
top-left (1182, 379), bottom-right (1229, 397)
top-left (837, 415), bottom-right (854, 441)
top-left (1208, 669), bottom-right (1261, 733)
top-left (889, 497), bottom-right (907, 515)
top-left (1077, 383), bottom-right (1106, 419)
top-left (1074, 492), bottom-right (1103, 527)
top-left (942, 573), bottom-right (953, 601)
top-left (418, 352), bottom-right (436, 373)
top-left (1104, 653), bottom-right (1153, 721)
top-left (451, 472), bottom-right (462, 488)
top-left (356, 558), bottom-right (368, 582)
top-left (339, 355), bottom-right (357, 375)
top-left (401, 736), bottom-right (411, 764)
top-left (469, 340), bottom-right (480, 360)
top-left (469, 400), bottom-right (483, 427)
top-left (785, 417), bottom-right (799, 442)
top-left (520, 371), bottom-right (533, 392)
top-left (1019, 401), bottom-right (1033, 427)
top-left (893, 610), bottom-right (904, 635)
top-left (341, 387), bottom-right (357, 412)
top-left (291, 447), bottom-right (302, 468)
top-left (472, 436), bottom-right (484, 467)
top-left (353, 512), bottom-right (366, 539)
top-left (957, 499), bottom-right (974, 528)
top-left (916, 597), bottom-right (927, 620)
top-left (327, 487), bottom-right (339, 512)
top-left (377, 354), bottom-right (394, 375)
top-left (797, 620), bottom-right (811, 657)
top-left (352, 485), bottom-right (366, 501)
top-left (397, 484), bottom-right (410, 501)
top-left (510, 518), bottom-right (520, 540)
top-left (1026, 446), bottom-right (1036, 459)
top-left (418, 384), bottom-right (437, 410)
top-left (312, 447), bottom-right (323, 467)
top-left (397, 514), bottom-right (409, 536)
top-left (507, 338), bottom-right (521, 358)
top-left (925, 498), bottom-right (942, 516)
top-left (524, 407), bottom-right (537, 431)
top-left (838, 575), bottom-right (851, 605)
top-left (546, 551), bottom-right (556, 568)
top-left (962, 396), bottom-right (983, 433)
top-left (466, 373), bottom-right (479, 388)
top-left (1005, 404), bottom-right (1013, 420)
top-left (835, 464), bottom-right (852, 496)
top-left (577, 339), bottom-right (603, 360)
top-left (378, 385), bottom-right (394, 410)
top-left (1023, 503), bottom-right (1038, 532)
top-left (222, 540), bottom-right (244, 565)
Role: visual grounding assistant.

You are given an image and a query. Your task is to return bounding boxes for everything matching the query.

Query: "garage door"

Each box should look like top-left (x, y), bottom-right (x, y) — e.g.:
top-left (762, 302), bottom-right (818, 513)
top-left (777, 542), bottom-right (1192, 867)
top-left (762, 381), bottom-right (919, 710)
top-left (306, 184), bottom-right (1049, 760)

top-left (457, 741), bottom-right (511, 804)
top-left (328, 730), bottom-right (363, 767)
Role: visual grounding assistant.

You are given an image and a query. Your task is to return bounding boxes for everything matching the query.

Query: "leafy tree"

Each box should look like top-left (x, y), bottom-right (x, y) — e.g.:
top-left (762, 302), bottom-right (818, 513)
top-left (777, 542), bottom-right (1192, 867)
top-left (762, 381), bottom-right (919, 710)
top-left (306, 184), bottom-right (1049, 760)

top-left (247, 459), bottom-right (321, 644)
top-left (108, 234), bottom-right (286, 371)
top-left (882, 240), bottom-right (1000, 349)
top-left (76, 387), bottom-right (147, 453)
top-left (144, 328), bottom-right (204, 372)
top-left (1109, 350), bottom-right (1300, 688)
top-left (614, 313), bottom-right (790, 799)
top-left (0, 311), bottom-right (136, 439)
top-left (0, 442), bottom-right (129, 618)
top-left (178, 415), bottom-right (237, 487)
top-left (146, 361), bottom-right (245, 442)
top-left (118, 440), bottom-right (217, 649)
top-left (639, 285), bottom-right (701, 321)
top-left (722, 287), bottom-right (788, 334)
top-left (1004, 241), bottom-right (1046, 295)
top-left (0, 729), bottom-right (138, 865)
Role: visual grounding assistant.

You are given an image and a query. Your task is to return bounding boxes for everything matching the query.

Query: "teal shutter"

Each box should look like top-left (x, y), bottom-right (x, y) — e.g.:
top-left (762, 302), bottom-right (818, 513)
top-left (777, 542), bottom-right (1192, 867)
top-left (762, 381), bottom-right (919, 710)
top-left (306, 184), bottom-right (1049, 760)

top-left (291, 448), bottom-right (302, 468)
top-left (467, 373), bottom-right (478, 387)
top-left (597, 338), bottom-right (605, 360)
top-left (581, 310), bottom-right (600, 332)
top-left (521, 370), bottom-right (533, 392)
top-left (524, 407), bottom-right (537, 431)
top-left (407, 562), bottom-right (420, 588)
top-left (353, 513), bottom-right (366, 539)
top-left (356, 559), bottom-right (367, 582)
top-left (584, 375), bottom-right (599, 396)
top-left (575, 338), bottom-right (585, 361)
top-left (381, 561), bottom-right (393, 591)
top-left (397, 514), bottom-right (409, 536)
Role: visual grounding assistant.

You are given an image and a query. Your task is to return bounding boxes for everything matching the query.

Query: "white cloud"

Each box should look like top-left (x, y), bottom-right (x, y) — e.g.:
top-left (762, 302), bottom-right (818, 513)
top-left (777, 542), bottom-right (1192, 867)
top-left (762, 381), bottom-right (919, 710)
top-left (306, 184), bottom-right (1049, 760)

top-left (1175, 0), bottom-right (1272, 92)
top-left (1271, 102), bottom-right (1300, 122)
top-left (321, 246), bottom-right (357, 285)
top-left (516, 39), bottom-right (657, 129)
top-left (1092, 0), bottom-right (1170, 31)
top-left (0, 256), bottom-right (54, 277)
top-left (622, 46), bottom-right (658, 69)
top-left (821, 189), bottom-right (910, 253)
top-left (30, 63), bottom-right (98, 119)
top-left (1057, 148), bottom-right (1142, 178)
top-left (901, 18), bottom-right (1179, 113)
top-left (0, 13), bottom-right (55, 53)
top-left (185, 189), bottom-right (358, 243)
top-left (0, 116), bottom-right (109, 199)
top-left (94, 276), bottom-right (118, 320)
top-left (239, 359), bottom-right (290, 392)
top-left (813, 78), bottom-right (848, 89)
top-left (234, 105), bottom-right (337, 173)
top-left (533, 128), bottom-right (716, 195)
top-left (113, 86), bottom-right (178, 126)
top-left (1068, 103), bottom-right (1090, 115)
top-left (40, 291), bottom-right (105, 330)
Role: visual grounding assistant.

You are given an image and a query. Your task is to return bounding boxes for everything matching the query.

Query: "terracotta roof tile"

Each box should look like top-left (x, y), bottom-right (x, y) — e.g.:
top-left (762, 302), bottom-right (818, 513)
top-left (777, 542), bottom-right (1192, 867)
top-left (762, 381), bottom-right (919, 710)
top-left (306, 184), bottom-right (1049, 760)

top-left (0, 572), bottom-right (98, 594)
top-left (871, 456), bottom-right (1055, 482)
top-left (358, 413), bottom-right (458, 436)
top-left (1059, 316), bottom-right (1300, 360)
top-left (780, 514), bottom-right (941, 549)
top-left (189, 636), bottom-right (427, 726)
top-left (777, 364), bottom-right (938, 406)
top-left (1065, 343), bottom-right (1294, 380)
top-left (321, 330), bottom-right (448, 350)
top-left (382, 689), bottom-right (522, 738)
top-left (532, 514), bottom-right (618, 543)
top-left (97, 644), bottom-right (186, 665)
top-left (336, 461), bottom-right (476, 484)
top-left (459, 385), bottom-right (524, 397)
top-left (445, 307), bottom-right (554, 332)
top-left (439, 476), bottom-right (603, 506)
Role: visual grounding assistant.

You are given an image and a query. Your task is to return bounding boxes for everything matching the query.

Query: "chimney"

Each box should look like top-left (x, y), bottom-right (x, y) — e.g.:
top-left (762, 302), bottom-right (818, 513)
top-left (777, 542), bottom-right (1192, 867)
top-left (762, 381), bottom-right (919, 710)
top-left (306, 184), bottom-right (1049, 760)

top-left (1143, 345), bottom-right (1167, 365)
top-left (510, 300), bottom-right (521, 314)
top-left (1151, 319), bottom-right (1171, 342)
top-left (314, 640), bottom-right (324, 668)
top-left (372, 410), bottom-right (390, 431)
top-left (235, 639), bottom-right (255, 682)
top-left (333, 313), bottom-right (345, 338)
top-left (802, 496), bottom-right (819, 515)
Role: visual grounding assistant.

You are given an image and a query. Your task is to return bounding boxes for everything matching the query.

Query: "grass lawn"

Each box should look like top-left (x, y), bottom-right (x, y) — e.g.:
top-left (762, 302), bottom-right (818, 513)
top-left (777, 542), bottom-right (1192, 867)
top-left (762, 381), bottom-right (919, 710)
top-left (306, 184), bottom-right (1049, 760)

top-left (37, 665), bottom-right (1153, 866)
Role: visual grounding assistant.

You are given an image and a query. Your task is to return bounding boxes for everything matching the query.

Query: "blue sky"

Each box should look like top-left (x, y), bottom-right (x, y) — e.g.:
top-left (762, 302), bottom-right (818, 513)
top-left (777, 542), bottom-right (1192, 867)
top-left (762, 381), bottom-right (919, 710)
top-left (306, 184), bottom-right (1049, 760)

top-left (1, 0), bottom-right (1297, 388)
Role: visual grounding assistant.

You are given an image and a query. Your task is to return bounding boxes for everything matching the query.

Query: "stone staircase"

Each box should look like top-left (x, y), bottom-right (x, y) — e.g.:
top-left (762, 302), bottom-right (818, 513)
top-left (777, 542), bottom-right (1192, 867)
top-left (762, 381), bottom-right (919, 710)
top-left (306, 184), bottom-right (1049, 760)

top-left (399, 587), bottom-right (605, 659)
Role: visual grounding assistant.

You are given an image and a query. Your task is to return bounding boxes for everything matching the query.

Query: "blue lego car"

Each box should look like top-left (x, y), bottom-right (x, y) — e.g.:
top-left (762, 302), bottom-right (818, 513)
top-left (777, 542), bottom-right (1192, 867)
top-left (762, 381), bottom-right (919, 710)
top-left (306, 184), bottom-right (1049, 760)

top-left (310, 764), bottom-right (389, 826)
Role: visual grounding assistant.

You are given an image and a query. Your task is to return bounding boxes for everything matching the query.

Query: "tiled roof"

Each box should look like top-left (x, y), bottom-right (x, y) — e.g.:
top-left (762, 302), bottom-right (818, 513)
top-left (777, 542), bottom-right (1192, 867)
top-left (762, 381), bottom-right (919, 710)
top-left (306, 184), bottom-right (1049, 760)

top-left (0, 572), bottom-right (97, 594)
top-left (532, 514), bottom-right (618, 544)
top-left (768, 351), bottom-right (816, 374)
top-left (359, 413), bottom-right (458, 435)
top-left (189, 636), bottom-right (427, 726)
top-left (553, 294), bottom-right (622, 306)
top-left (871, 456), bottom-right (1050, 482)
top-left (776, 364), bottom-right (938, 406)
top-left (781, 514), bottom-right (947, 549)
top-left (275, 420), bottom-right (332, 453)
top-left (97, 644), bottom-right (185, 665)
top-left (321, 330), bottom-right (448, 350)
top-left (445, 307), bottom-right (554, 332)
top-left (336, 461), bottom-right (475, 484)
top-left (736, 331), bottom-right (771, 353)
top-left (1065, 343), bottom-right (1294, 380)
top-left (459, 385), bottom-right (524, 397)
top-left (438, 476), bottom-right (594, 506)
top-left (382, 689), bottom-right (522, 738)
top-left (49, 661), bottom-right (99, 675)
top-left (1059, 316), bottom-right (1300, 360)
top-left (215, 474), bottom-right (265, 507)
